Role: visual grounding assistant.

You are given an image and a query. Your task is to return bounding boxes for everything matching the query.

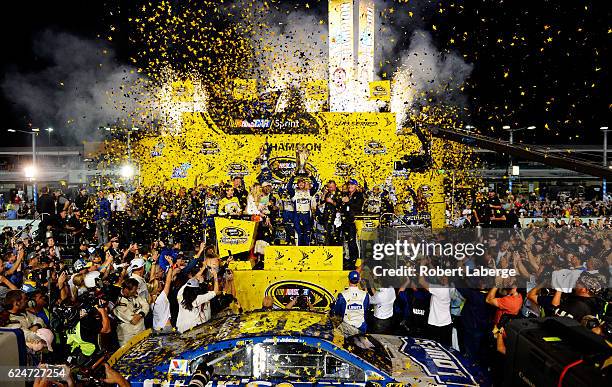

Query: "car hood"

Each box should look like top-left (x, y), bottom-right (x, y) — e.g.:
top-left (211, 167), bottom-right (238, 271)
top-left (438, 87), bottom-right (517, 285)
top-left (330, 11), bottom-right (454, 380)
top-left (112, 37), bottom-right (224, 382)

top-left (371, 335), bottom-right (489, 387)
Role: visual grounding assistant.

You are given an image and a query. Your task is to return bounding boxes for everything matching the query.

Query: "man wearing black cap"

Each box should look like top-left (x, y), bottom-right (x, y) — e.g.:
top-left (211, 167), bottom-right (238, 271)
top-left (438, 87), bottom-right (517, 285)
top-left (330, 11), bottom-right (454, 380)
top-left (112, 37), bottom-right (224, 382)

top-left (287, 173), bottom-right (319, 246)
top-left (340, 179), bottom-right (364, 268)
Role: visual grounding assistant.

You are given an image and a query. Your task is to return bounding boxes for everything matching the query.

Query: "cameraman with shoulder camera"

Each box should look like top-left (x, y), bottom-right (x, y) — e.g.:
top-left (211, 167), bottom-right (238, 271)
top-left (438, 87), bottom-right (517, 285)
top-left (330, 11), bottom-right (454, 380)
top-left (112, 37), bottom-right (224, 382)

top-left (113, 278), bottom-right (149, 346)
top-left (64, 298), bottom-right (111, 362)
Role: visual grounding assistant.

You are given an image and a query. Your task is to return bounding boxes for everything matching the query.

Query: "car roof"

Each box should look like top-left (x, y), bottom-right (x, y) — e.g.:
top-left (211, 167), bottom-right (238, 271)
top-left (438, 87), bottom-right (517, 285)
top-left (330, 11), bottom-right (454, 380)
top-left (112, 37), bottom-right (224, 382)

top-left (187, 310), bottom-right (336, 342)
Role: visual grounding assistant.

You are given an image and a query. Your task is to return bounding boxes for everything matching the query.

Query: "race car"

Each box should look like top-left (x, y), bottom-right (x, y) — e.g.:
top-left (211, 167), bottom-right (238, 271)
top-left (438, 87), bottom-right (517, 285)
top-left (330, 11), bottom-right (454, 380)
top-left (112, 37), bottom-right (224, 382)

top-left (109, 311), bottom-right (489, 386)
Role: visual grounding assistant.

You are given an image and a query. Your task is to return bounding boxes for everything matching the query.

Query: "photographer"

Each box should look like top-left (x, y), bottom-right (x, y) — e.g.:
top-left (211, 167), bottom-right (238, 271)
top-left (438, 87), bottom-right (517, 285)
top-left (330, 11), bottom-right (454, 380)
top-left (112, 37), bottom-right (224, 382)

top-left (64, 299), bottom-right (111, 366)
top-left (3, 290), bottom-right (47, 341)
top-left (551, 272), bottom-right (602, 322)
top-left (113, 278), bottom-right (149, 346)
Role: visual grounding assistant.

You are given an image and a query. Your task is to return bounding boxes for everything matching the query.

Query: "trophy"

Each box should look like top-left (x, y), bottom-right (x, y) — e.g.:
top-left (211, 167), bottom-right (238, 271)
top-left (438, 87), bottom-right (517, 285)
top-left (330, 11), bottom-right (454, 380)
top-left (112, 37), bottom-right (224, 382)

top-left (295, 144), bottom-right (311, 177)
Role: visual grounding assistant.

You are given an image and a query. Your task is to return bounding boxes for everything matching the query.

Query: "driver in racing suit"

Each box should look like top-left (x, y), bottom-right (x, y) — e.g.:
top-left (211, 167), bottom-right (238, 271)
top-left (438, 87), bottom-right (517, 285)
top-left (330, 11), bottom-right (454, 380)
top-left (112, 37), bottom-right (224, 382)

top-left (286, 173), bottom-right (319, 246)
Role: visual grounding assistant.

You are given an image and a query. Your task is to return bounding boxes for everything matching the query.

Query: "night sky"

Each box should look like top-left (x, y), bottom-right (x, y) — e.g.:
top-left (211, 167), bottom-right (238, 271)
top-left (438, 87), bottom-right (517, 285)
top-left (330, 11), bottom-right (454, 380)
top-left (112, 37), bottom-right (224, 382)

top-left (0, 0), bottom-right (609, 147)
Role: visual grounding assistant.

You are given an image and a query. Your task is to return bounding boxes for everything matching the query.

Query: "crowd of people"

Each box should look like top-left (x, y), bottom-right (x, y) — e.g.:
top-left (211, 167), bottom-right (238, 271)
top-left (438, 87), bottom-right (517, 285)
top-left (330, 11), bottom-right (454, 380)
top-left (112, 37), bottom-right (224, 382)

top-left (0, 182), bottom-right (610, 385)
top-left (452, 190), bottom-right (612, 229)
top-left (28, 175), bottom-right (399, 268)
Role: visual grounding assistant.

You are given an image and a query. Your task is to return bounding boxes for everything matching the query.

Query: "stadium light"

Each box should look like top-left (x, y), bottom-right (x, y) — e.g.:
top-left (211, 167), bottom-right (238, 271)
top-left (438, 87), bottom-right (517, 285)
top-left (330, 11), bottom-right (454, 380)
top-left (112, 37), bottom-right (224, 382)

top-left (32, 128), bottom-right (40, 132)
top-left (7, 128), bottom-right (16, 133)
top-left (46, 127), bottom-right (54, 132)
top-left (502, 125), bottom-right (511, 130)
top-left (24, 165), bottom-right (37, 179)
top-left (120, 164), bottom-right (135, 179)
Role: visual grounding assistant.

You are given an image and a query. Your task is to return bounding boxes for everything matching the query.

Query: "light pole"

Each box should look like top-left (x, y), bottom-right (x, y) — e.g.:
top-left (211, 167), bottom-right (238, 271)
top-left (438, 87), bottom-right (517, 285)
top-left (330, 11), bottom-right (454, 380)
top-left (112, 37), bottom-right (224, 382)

top-left (502, 125), bottom-right (536, 193)
top-left (45, 127), bottom-right (53, 144)
top-left (7, 128), bottom-right (39, 206)
top-left (602, 126), bottom-right (609, 198)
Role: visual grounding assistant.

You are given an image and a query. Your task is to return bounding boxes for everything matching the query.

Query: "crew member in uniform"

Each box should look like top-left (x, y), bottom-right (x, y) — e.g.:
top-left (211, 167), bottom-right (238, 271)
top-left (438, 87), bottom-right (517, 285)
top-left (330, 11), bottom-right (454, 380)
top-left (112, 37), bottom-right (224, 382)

top-left (333, 271), bottom-right (370, 335)
top-left (320, 180), bottom-right (341, 245)
top-left (286, 173), bottom-right (319, 246)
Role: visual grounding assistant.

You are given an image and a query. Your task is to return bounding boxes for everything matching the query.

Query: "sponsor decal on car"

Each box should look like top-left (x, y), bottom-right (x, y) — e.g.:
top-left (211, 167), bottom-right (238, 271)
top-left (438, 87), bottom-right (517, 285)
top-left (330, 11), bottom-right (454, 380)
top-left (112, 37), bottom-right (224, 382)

top-left (265, 280), bottom-right (334, 311)
top-left (168, 358), bottom-right (189, 375)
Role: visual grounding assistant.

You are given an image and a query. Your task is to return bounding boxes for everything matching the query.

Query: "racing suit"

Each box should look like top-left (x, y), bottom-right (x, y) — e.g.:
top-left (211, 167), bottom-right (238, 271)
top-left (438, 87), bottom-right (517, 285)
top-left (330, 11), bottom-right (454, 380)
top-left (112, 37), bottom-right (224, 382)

top-left (113, 294), bottom-right (149, 347)
top-left (334, 286), bottom-right (370, 335)
top-left (287, 175), bottom-right (319, 246)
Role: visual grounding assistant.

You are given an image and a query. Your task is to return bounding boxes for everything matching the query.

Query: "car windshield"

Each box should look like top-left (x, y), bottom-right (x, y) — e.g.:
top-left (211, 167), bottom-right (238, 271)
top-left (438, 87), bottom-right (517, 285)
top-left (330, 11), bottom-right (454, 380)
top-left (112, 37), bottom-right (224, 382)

top-left (192, 340), bottom-right (366, 382)
top-left (341, 335), bottom-right (393, 374)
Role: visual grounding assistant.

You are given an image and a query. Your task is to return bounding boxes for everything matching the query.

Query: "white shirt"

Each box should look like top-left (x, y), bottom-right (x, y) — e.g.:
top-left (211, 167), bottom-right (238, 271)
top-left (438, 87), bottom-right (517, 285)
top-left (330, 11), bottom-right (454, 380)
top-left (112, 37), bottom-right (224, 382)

top-left (152, 290), bottom-right (171, 330)
top-left (112, 192), bottom-right (128, 212)
top-left (370, 287), bottom-right (396, 319)
top-left (176, 284), bottom-right (216, 333)
top-left (427, 287), bottom-right (452, 327)
top-left (551, 268), bottom-right (584, 293)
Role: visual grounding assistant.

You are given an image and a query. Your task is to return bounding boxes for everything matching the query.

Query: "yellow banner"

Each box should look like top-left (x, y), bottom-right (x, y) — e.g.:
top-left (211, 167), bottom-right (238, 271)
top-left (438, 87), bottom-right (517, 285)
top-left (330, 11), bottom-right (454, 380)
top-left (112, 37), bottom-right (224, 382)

top-left (232, 78), bottom-right (257, 100)
top-left (369, 80), bottom-right (391, 101)
top-left (304, 80), bottom-right (328, 101)
top-left (264, 246), bottom-right (343, 271)
top-left (232, 270), bottom-right (349, 312)
top-left (135, 111), bottom-right (447, 229)
top-left (171, 79), bottom-right (195, 102)
top-left (214, 217), bottom-right (257, 256)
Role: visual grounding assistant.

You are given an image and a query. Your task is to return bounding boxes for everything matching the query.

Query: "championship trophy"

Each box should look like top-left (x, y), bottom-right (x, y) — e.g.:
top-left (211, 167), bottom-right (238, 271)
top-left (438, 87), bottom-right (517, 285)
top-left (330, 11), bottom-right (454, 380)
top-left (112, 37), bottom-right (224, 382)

top-left (295, 145), bottom-right (310, 177)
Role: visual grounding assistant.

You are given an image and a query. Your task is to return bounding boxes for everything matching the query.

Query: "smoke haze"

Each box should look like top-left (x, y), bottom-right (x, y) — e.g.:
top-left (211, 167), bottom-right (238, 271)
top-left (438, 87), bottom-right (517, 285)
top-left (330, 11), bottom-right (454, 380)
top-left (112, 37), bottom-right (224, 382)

top-left (1, 30), bottom-right (142, 144)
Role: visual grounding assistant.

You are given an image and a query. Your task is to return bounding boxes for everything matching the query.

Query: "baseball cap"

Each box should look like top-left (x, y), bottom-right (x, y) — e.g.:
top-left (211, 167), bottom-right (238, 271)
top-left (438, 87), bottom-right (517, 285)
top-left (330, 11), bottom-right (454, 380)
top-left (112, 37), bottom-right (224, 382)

top-left (185, 278), bottom-right (200, 288)
top-left (262, 181), bottom-right (272, 187)
top-left (348, 178), bottom-right (358, 186)
top-left (577, 273), bottom-right (603, 295)
top-left (128, 258), bottom-right (145, 274)
top-left (36, 328), bottom-right (54, 352)
top-left (73, 259), bottom-right (87, 272)
top-left (348, 270), bottom-right (360, 284)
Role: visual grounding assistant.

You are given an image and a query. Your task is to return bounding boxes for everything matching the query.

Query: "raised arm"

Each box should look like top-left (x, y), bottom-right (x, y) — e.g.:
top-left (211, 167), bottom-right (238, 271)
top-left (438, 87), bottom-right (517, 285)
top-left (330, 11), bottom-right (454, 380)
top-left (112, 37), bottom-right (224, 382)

top-left (309, 176), bottom-right (319, 196)
top-left (287, 175), bottom-right (296, 197)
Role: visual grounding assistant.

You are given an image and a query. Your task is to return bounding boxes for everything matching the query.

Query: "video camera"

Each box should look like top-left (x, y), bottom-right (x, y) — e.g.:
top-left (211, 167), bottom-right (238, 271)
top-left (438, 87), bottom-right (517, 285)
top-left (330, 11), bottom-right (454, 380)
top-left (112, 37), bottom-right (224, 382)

top-left (503, 317), bottom-right (611, 387)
